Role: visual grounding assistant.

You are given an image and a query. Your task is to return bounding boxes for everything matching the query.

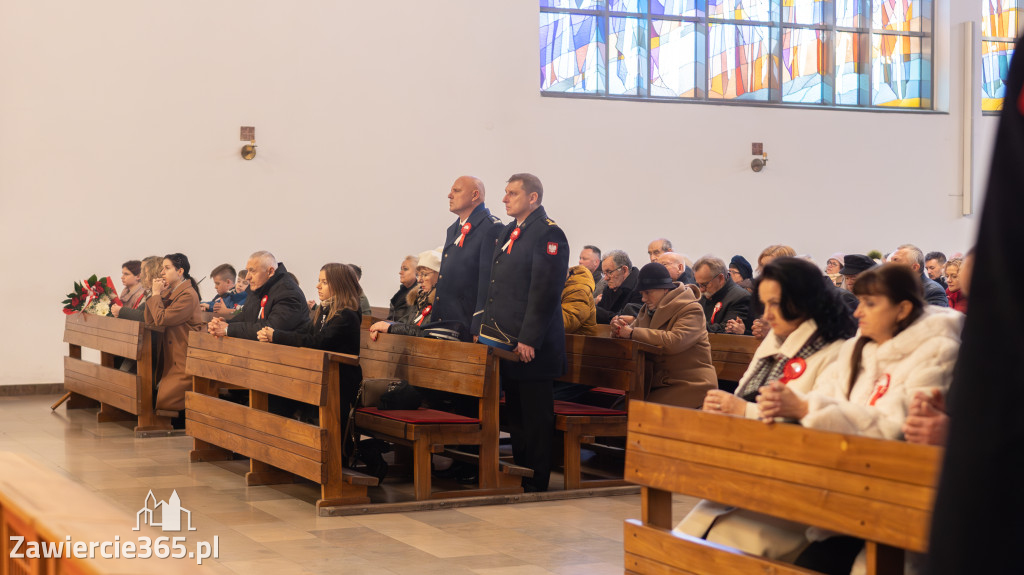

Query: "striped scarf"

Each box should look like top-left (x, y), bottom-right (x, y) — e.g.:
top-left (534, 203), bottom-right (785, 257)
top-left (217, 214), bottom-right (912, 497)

top-left (736, 331), bottom-right (829, 402)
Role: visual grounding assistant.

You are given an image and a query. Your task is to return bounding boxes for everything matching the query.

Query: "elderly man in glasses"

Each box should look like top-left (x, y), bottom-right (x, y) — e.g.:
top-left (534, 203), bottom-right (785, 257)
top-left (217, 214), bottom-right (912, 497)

top-left (691, 255), bottom-right (751, 334)
top-left (596, 250), bottom-right (643, 324)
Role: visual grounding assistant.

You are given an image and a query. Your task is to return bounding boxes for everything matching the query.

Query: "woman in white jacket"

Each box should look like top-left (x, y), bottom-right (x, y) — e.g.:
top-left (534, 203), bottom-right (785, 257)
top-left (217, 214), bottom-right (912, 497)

top-left (703, 257), bottom-right (858, 419)
top-left (676, 257), bottom-right (858, 560)
top-left (757, 263), bottom-right (963, 574)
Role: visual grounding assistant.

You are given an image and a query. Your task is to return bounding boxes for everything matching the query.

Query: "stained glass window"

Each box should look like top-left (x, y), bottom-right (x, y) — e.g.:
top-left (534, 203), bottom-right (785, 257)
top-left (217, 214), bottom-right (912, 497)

top-left (982, 0), bottom-right (1022, 112)
top-left (539, 0), bottom-right (934, 110)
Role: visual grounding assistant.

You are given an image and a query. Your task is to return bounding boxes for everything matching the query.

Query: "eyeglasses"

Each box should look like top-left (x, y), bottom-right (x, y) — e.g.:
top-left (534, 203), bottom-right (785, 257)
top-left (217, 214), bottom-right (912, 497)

top-left (697, 274), bottom-right (723, 290)
top-left (416, 271), bottom-right (435, 280)
top-left (602, 266), bottom-right (625, 277)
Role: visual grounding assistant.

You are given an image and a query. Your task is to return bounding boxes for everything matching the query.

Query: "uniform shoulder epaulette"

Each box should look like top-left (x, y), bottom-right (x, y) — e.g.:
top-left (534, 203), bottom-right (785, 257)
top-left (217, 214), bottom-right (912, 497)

top-left (545, 218), bottom-right (558, 226)
top-left (489, 215), bottom-right (501, 224)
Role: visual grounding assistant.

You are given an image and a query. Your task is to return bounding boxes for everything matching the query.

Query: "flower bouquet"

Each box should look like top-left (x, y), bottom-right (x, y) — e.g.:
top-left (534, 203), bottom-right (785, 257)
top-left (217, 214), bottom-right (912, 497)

top-left (62, 275), bottom-right (122, 316)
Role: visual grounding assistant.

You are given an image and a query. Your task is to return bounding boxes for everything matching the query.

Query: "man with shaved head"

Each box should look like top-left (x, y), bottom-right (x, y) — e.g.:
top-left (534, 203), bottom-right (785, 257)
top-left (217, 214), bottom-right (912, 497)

top-left (657, 252), bottom-right (695, 285)
top-left (432, 175), bottom-right (504, 335)
top-left (208, 250), bottom-right (310, 339)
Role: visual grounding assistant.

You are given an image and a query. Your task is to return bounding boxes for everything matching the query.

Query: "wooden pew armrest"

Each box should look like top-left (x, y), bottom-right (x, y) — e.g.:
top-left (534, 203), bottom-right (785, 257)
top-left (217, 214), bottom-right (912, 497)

top-left (324, 350), bottom-right (360, 366)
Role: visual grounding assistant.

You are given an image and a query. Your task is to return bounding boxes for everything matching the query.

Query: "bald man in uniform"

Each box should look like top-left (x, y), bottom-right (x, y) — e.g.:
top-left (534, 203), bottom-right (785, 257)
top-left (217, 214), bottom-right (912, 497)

top-left (433, 175), bottom-right (504, 335)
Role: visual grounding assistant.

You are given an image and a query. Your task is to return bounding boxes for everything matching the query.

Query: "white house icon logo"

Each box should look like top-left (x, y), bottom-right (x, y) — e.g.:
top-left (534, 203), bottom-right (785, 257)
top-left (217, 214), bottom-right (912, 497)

top-left (134, 489), bottom-right (196, 532)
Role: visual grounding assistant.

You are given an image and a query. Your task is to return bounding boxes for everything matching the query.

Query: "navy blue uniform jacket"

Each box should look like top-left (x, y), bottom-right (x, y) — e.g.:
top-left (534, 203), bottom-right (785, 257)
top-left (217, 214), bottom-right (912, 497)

top-left (481, 206), bottom-right (570, 380)
top-left (434, 203), bottom-right (504, 334)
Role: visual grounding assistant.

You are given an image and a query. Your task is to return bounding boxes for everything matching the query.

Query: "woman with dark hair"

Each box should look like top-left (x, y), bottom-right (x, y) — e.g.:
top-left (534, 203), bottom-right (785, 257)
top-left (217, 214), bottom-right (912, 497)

top-left (145, 253), bottom-right (203, 418)
top-left (757, 263), bottom-right (962, 438)
top-left (703, 257), bottom-right (857, 419)
top-left (117, 260), bottom-right (145, 310)
top-left (752, 265), bottom-right (963, 575)
top-left (258, 263), bottom-right (364, 428)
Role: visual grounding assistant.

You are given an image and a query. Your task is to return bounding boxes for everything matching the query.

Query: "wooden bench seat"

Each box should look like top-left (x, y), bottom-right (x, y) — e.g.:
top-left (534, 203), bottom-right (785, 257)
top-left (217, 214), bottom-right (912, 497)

top-left (707, 332), bottom-right (759, 392)
top-left (623, 400), bottom-right (942, 575)
top-left (184, 331), bottom-right (376, 511)
top-left (61, 313), bottom-right (170, 434)
top-left (354, 330), bottom-right (523, 501)
top-left (551, 334), bottom-right (656, 490)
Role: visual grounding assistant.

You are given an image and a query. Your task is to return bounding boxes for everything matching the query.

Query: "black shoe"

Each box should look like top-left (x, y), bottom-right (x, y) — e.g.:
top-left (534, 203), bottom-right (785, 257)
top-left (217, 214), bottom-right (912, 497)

top-left (357, 439), bottom-right (389, 483)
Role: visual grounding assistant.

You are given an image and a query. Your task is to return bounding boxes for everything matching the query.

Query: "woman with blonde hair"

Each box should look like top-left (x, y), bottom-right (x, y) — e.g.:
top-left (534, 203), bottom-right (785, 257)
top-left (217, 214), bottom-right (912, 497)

top-left (113, 256), bottom-right (162, 320)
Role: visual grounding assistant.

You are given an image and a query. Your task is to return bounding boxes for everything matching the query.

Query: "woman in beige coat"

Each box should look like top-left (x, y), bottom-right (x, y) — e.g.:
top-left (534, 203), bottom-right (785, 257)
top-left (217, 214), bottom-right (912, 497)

top-left (611, 262), bottom-right (717, 408)
top-left (145, 253), bottom-right (203, 414)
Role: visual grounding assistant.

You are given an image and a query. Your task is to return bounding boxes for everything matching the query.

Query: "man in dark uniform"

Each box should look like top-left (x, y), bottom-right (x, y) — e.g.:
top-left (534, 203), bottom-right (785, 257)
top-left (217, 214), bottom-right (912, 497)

top-left (479, 173), bottom-right (569, 492)
top-left (433, 175), bottom-right (504, 334)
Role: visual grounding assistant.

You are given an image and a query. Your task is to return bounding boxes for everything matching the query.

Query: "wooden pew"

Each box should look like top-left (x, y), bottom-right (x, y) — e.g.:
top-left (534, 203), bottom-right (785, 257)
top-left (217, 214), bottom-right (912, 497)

top-left (623, 401), bottom-right (942, 575)
top-left (184, 331), bottom-right (377, 511)
top-left (0, 453), bottom-right (204, 575)
top-left (707, 333), bottom-right (759, 392)
top-left (61, 313), bottom-right (169, 435)
top-left (552, 334), bottom-right (657, 490)
top-left (354, 330), bottom-right (523, 500)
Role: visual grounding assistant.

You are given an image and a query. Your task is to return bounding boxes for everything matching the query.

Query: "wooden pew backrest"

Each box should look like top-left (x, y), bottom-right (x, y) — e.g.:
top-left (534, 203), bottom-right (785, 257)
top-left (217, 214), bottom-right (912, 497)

top-left (625, 401), bottom-right (942, 554)
top-left (359, 331), bottom-right (491, 398)
top-left (707, 333), bottom-right (758, 384)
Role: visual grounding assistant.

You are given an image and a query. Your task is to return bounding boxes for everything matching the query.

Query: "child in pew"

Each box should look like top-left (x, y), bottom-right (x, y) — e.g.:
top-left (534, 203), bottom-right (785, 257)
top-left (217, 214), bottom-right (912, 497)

top-left (255, 263), bottom-right (363, 438)
top-left (199, 263), bottom-right (247, 316)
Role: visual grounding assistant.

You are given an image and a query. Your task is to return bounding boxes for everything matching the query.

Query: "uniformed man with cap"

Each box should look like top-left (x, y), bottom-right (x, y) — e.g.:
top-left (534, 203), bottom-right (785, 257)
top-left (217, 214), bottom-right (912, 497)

top-left (433, 175), bottom-right (504, 335)
top-left (479, 172), bottom-right (569, 492)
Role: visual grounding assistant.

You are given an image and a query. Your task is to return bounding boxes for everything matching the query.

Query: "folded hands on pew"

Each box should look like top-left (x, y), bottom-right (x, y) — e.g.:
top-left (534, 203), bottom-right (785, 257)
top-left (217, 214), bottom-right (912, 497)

top-left (756, 381), bottom-right (809, 422)
top-left (256, 327), bottom-right (274, 343)
top-left (902, 389), bottom-right (948, 446)
top-left (702, 389), bottom-right (747, 416)
top-left (207, 316), bottom-right (228, 337)
top-left (609, 315), bottom-right (633, 339)
top-left (368, 321), bottom-right (391, 341)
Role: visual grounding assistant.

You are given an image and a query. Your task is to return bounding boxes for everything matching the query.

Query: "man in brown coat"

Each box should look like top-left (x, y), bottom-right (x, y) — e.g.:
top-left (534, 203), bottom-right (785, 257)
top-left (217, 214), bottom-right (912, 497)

top-left (611, 262), bottom-right (717, 408)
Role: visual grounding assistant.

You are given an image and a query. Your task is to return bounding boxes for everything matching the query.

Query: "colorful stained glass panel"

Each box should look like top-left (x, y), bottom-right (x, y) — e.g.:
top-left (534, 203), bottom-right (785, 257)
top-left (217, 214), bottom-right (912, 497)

top-left (708, 24), bottom-right (776, 100)
top-left (708, 0), bottom-right (774, 22)
top-left (609, 17), bottom-right (649, 95)
top-left (871, 33), bottom-right (929, 107)
top-left (873, 0), bottom-right (931, 33)
top-left (610, 0), bottom-right (649, 12)
top-left (651, 20), bottom-right (702, 97)
top-left (540, 13), bottom-right (607, 93)
top-left (836, 0), bottom-right (865, 28)
top-left (835, 32), bottom-right (865, 105)
top-left (982, 41), bottom-right (1015, 111)
top-left (782, 0), bottom-right (823, 25)
top-left (540, 0), bottom-right (605, 9)
top-left (650, 0), bottom-right (703, 16)
top-left (781, 28), bottom-right (825, 103)
top-left (982, 0), bottom-right (1021, 38)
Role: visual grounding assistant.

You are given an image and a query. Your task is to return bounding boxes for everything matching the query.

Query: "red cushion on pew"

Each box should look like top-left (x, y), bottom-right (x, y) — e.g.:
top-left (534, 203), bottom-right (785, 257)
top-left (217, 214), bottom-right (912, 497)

top-left (590, 387), bottom-right (626, 396)
top-left (356, 407), bottom-right (480, 424)
top-left (553, 400), bottom-right (627, 417)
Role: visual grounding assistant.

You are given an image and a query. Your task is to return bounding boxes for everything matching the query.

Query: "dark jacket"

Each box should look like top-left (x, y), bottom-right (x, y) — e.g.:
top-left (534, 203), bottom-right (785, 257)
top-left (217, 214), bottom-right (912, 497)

top-left (226, 262), bottom-right (310, 340)
top-left (596, 266), bottom-right (643, 324)
top-left (273, 305), bottom-right (361, 355)
top-left (434, 204), bottom-right (504, 334)
top-left (700, 276), bottom-right (751, 333)
top-left (480, 206), bottom-right (570, 380)
top-left (390, 287), bottom-right (436, 333)
top-left (387, 283), bottom-right (414, 321)
top-left (922, 273), bottom-right (950, 307)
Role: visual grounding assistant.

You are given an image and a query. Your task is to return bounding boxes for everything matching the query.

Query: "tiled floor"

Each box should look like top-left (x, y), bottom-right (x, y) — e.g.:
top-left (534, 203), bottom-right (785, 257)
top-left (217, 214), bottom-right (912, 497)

top-left (0, 394), bottom-right (698, 574)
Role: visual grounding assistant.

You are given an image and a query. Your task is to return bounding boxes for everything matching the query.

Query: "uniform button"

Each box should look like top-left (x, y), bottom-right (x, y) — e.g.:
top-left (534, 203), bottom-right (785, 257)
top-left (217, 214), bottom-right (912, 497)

top-left (489, 298), bottom-right (493, 303)
top-left (439, 274), bottom-right (443, 279)
top-left (444, 254), bottom-right (448, 258)
top-left (491, 280), bottom-right (495, 283)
